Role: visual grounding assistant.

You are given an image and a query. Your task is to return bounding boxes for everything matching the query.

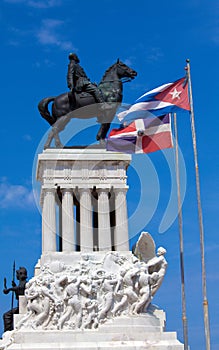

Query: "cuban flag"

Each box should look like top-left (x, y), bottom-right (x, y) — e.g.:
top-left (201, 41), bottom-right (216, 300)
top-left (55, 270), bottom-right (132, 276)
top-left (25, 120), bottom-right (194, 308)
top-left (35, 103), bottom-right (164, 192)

top-left (118, 77), bottom-right (190, 122)
top-left (107, 114), bottom-right (173, 154)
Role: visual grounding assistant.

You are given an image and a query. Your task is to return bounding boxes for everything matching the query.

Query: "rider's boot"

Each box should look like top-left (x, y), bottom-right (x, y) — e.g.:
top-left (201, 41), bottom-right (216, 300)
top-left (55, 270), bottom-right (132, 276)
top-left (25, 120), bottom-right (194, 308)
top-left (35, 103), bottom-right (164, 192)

top-left (68, 91), bottom-right (75, 110)
top-left (92, 89), bottom-right (111, 110)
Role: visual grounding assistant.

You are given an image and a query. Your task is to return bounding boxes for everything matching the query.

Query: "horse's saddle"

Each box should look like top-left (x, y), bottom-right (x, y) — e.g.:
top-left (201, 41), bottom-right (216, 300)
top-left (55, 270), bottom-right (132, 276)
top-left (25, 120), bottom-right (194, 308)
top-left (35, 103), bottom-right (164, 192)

top-left (76, 91), bottom-right (92, 99)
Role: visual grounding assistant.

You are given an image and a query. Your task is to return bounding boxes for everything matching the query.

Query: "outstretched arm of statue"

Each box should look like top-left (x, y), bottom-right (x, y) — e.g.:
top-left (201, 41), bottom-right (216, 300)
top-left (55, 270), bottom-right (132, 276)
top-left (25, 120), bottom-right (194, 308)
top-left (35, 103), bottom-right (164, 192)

top-left (3, 287), bottom-right (16, 294)
top-left (3, 278), bottom-right (17, 293)
top-left (3, 288), bottom-right (10, 294)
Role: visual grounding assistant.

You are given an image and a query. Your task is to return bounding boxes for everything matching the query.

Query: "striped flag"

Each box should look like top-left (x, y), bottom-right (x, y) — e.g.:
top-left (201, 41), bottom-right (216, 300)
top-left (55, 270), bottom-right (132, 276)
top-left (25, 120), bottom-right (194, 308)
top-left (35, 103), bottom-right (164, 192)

top-left (118, 77), bottom-right (190, 122)
top-left (107, 114), bottom-right (173, 154)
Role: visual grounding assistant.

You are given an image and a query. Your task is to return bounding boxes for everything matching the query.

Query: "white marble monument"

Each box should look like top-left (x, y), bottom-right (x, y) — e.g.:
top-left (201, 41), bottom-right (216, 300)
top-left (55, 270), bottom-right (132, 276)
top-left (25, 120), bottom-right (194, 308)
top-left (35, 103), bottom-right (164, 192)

top-left (0, 148), bottom-right (184, 350)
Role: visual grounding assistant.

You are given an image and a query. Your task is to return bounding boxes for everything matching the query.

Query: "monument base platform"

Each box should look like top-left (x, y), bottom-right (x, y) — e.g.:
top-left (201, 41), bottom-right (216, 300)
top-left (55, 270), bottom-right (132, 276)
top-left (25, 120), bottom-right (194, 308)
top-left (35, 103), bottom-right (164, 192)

top-left (3, 312), bottom-right (183, 350)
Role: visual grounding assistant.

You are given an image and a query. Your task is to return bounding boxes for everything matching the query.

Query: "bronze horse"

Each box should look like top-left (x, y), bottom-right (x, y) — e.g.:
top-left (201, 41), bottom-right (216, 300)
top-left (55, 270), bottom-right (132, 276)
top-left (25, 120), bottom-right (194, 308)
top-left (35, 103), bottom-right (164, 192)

top-left (38, 60), bottom-right (137, 148)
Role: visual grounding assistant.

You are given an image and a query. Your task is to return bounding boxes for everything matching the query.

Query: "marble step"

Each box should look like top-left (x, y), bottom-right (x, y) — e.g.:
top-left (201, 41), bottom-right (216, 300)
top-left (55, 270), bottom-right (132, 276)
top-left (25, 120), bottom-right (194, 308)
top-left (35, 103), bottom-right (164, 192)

top-left (13, 329), bottom-right (180, 343)
top-left (9, 339), bottom-right (184, 350)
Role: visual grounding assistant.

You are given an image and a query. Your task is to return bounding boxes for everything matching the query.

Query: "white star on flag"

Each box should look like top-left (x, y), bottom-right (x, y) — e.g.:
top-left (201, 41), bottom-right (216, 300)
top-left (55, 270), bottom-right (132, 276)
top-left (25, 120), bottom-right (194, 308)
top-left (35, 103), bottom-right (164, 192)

top-left (170, 88), bottom-right (182, 99)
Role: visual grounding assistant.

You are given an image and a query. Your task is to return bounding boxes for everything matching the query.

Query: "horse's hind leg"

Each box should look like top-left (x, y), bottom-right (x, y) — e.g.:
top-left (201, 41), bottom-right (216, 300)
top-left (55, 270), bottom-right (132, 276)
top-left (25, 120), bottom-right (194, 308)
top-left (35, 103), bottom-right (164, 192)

top-left (53, 114), bottom-right (71, 148)
top-left (44, 129), bottom-right (54, 149)
top-left (44, 126), bottom-right (62, 149)
top-left (53, 128), bottom-right (63, 148)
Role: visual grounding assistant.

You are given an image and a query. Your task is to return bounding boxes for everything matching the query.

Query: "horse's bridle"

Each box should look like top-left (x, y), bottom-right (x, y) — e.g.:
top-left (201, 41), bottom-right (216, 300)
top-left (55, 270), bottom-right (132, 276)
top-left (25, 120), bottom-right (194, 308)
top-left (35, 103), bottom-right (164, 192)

top-left (100, 77), bottom-right (132, 84)
top-left (99, 63), bottom-right (136, 84)
top-left (121, 77), bottom-right (133, 83)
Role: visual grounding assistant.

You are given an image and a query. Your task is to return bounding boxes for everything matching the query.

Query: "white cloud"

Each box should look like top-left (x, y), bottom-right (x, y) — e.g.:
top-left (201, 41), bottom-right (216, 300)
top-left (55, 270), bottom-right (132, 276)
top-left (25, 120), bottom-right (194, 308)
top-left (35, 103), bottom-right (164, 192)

top-left (211, 27), bottom-right (219, 45)
top-left (4, 0), bottom-right (61, 8)
top-left (23, 134), bottom-right (32, 141)
top-left (28, 0), bottom-right (61, 8)
top-left (36, 19), bottom-right (74, 50)
top-left (6, 26), bottom-right (31, 47)
top-left (0, 179), bottom-right (34, 209)
top-left (123, 57), bottom-right (136, 66)
top-left (3, 0), bottom-right (25, 3)
top-left (146, 47), bottom-right (164, 62)
top-left (4, 4), bottom-right (75, 51)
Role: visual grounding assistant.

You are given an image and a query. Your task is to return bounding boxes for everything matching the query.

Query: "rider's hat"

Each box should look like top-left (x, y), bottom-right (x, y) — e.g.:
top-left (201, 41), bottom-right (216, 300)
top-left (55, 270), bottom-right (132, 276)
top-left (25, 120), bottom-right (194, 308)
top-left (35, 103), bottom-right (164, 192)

top-left (69, 53), bottom-right (80, 63)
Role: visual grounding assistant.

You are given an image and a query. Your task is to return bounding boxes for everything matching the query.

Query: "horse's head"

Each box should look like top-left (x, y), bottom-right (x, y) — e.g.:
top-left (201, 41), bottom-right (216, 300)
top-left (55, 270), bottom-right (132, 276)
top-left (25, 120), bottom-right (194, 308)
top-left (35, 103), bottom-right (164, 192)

top-left (115, 59), bottom-right (137, 82)
top-left (99, 60), bottom-right (137, 104)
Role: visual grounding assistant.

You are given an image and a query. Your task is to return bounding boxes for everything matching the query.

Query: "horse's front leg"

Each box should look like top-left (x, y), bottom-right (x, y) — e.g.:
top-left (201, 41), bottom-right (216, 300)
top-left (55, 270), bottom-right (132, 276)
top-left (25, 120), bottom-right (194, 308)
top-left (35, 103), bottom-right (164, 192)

top-left (96, 123), bottom-right (111, 142)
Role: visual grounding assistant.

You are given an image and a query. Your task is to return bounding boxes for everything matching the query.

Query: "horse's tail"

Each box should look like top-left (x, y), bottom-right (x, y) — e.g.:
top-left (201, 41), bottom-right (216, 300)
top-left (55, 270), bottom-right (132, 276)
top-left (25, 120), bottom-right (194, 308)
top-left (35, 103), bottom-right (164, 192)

top-left (38, 97), bottom-right (57, 126)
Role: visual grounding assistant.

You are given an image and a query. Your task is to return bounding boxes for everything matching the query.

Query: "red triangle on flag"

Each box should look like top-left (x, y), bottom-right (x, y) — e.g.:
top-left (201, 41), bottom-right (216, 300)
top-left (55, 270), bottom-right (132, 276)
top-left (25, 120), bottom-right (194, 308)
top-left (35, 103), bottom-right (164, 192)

top-left (155, 78), bottom-right (190, 111)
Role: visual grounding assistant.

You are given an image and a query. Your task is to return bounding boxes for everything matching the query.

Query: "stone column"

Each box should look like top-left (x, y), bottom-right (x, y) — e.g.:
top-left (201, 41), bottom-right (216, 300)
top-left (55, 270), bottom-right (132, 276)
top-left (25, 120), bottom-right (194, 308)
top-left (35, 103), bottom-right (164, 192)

top-left (92, 194), bottom-right (98, 251)
top-left (62, 189), bottom-right (75, 251)
top-left (79, 188), bottom-right (93, 252)
top-left (42, 189), bottom-right (56, 252)
top-left (76, 203), bottom-right (80, 251)
top-left (114, 188), bottom-right (129, 251)
top-left (58, 200), bottom-right (62, 252)
top-left (98, 189), bottom-right (111, 251)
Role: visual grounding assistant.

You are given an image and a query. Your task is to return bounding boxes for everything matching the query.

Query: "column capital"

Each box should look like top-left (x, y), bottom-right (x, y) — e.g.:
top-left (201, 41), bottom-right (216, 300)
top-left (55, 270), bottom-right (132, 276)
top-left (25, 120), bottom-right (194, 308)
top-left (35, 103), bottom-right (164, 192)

top-left (113, 187), bottom-right (128, 194)
top-left (78, 187), bottom-right (91, 193)
top-left (41, 187), bottom-right (56, 206)
top-left (61, 188), bottom-right (74, 193)
top-left (97, 188), bottom-right (110, 194)
top-left (42, 187), bottom-right (57, 193)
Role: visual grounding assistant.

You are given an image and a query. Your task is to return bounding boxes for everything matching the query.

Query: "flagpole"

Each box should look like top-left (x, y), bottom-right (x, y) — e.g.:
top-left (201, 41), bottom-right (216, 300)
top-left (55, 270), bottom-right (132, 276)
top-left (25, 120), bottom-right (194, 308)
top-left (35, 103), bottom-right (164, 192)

top-left (186, 59), bottom-right (211, 350)
top-left (173, 113), bottom-right (189, 350)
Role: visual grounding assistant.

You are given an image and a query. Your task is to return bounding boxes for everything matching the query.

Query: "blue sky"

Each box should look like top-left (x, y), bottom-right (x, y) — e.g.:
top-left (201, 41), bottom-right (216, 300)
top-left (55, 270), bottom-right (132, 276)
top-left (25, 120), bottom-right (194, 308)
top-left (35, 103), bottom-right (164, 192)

top-left (0, 0), bottom-right (219, 348)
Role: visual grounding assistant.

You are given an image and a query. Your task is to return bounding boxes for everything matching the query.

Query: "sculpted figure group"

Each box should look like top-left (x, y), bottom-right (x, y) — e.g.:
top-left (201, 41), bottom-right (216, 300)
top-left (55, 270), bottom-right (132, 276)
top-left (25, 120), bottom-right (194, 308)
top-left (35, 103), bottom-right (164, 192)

top-left (15, 240), bottom-right (167, 331)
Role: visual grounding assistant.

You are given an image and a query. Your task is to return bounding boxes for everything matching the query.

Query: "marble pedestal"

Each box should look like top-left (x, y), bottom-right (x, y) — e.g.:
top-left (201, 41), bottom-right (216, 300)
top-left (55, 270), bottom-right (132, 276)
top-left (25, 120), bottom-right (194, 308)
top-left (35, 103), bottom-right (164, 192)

top-left (0, 149), bottom-right (184, 350)
top-left (0, 252), bottom-right (184, 350)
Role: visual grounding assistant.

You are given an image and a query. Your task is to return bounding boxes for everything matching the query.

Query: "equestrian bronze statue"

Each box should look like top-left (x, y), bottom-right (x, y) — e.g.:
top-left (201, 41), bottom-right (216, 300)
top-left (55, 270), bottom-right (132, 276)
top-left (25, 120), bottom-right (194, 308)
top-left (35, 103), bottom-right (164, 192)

top-left (38, 58), bottom-right (137, 148)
